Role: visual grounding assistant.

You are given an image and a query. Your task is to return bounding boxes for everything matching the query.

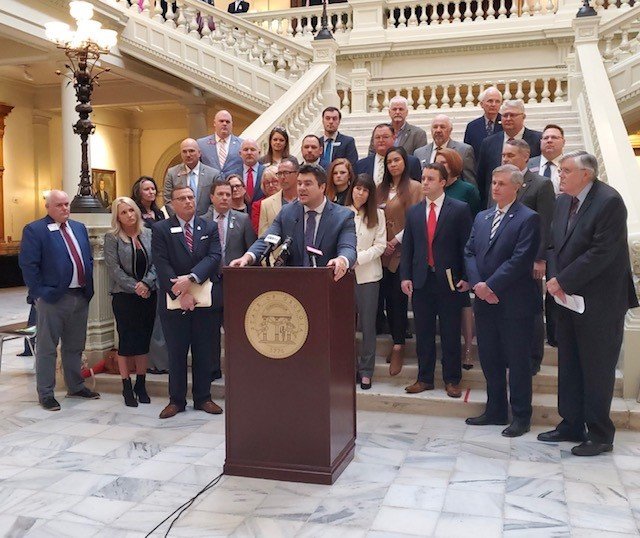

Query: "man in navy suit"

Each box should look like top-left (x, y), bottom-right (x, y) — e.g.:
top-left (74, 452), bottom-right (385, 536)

top-left (400, 163), bottom-right (473, 398)
top-left (464, 86), bottom-right (504, 158)
top-left (356, 124), bottom-right (422, 185)
top-left (475, 99), bottom-right (543, 208)
top-left (153, 185), bottom-right (223, 419)
top-left (19, 190), bottom-right (100, 411)
top-left (319, 106), bottom-right (358, 169)
top-left (228, 0), bottom-right (249, 13)
top-left (464, 164), bottom-right (541, 437)
top-left (230, 164), bottom-right (357, 278)
top-left (197, 110), bottom-right (243, 178)
top-left (239, 138), bottom-right (265, 204)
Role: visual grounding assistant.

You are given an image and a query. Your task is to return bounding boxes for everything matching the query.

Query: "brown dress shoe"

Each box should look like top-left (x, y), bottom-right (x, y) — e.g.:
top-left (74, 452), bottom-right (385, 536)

top-left (159, 403), bottom-right (184, 419)
top-left (389, 346), bottom-right (404, 376)
top-left (195, 400), bottom-right (223, 415)
top-left (405, 381), bottom-right (434, 393)
top-left (445, 383), bottom-right (462, 398)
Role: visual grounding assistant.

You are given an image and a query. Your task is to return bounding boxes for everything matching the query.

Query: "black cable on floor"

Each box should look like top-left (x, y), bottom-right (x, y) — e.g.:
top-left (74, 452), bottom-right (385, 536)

top-left (145, 471), bottom-right (224, 537)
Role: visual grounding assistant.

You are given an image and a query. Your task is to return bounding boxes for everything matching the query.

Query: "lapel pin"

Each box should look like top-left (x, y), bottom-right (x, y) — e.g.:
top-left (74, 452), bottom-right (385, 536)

top-left (197, 226), bottom-right (201, 231)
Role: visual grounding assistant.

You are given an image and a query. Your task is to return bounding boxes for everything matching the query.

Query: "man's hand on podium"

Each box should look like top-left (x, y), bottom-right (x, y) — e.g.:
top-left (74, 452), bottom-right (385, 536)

top-left (229, 253), bottom-right (253, 267)
top-left (327, 257), bottom-right (348, 282)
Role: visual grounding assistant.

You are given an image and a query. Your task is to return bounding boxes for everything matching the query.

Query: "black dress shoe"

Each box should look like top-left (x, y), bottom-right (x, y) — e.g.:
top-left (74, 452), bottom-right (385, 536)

top-left (537, 429), bottom-right (586, 443)
top-left (360, 381), bottom-right (372, 390)
top-left (571, 440), bottom-right (613, 456)
top-left (17, 351), bottom-right (33, 357)
top-left (502, 421), bottom-right (530, 438)
top-left (212, 369), bottom-right (222, 381)
top-left (405, 330), bottom-right (413, 339)
top-left (465, 413), bottom-right (509, 426)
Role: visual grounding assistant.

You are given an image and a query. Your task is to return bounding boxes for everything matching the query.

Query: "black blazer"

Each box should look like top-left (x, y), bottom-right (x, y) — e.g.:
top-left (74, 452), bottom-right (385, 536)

top-left (152, 215), bottom-right (222, 308)
top-left (355, 154), bottom-right (422, 182)
top-left (548, 180), bottom-right (638, 321)
top-left (463, 114), bottom-right (503, 158)
top-left (516, 170), bottom-right (555, 261)
top-left (228, 0), bottom-right (249, 12)
top-left (319, 132), bottom-right (359, 169)
top-left (400, 197), bottom-right (473, 294)
top-left (475, 127), bottom-right (543, 208)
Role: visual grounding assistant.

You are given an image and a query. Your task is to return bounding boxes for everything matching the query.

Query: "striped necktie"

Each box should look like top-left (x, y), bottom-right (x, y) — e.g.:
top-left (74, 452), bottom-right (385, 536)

top-left (184, 222), bottom-right (193, 252)
top-left (218, 138), bottom-right (227, 169)
top-left (490, 209), bottom-right (504, 240)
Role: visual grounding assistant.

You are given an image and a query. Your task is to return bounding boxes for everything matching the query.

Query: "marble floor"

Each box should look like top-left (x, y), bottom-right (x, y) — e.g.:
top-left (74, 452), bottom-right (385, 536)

top-left (1, 287), bottom-right (640, 537)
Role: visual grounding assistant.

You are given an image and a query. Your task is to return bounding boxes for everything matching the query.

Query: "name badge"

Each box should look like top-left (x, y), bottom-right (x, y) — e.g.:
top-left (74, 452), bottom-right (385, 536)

top-left (47, 223), bottom-right (60, 231)
top-left (170, 226), bottom-right (182, 234)
top-left (200, 235), bottom-right (209, 240)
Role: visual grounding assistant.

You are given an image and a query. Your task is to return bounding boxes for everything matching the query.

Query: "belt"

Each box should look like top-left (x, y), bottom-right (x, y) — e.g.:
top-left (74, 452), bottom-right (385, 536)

top-left (67, 288), bottom-right (86, 294)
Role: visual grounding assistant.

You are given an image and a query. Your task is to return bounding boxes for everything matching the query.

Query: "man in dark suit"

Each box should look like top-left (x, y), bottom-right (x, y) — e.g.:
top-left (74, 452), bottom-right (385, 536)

top-left (203, 179), bottom-right (257, 380)
top-left (152, 185), bottom-right (223, 419)
top-left (228, 0), bottom-right (249, 12)
top-left (400, 163), bottom-right (473, 398)
top-left (539, 151), bottom-right (638, 456)
top-left (475, 99), bottom-right (543, 208)
top-left (163, 138), bottom-right (221, 217)
top-left (319, 106), bottom-right (358, 169)
top-left (414, 114), bottom-right (476, 185)
top-left (502, 139), bottom-right (555, 375)
top-left (19, 190), bottom-right (100, 411)
top-left (301, 135), bottom-right (324, 167)
top-left (197, 110), bottom-right (244, 178)
top-left (230, 164), bottom-right (357, 277)
top-left (464, 86), bottom-right (503, 158)
top-left (356, 123), bottom-right (422, 185)
top-left (367, 96), bottom-right (428, 156)
top-left (95, 178), bottom-right (111, 209)
top-left (464, 164), bottom-right (541, 437)
top-left (239, 138), bottom-right (265, 204)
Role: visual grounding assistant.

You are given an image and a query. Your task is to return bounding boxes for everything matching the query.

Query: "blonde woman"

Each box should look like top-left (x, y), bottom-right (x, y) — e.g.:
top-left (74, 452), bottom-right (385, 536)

top-left (104, 197), bottom-right (157, 407)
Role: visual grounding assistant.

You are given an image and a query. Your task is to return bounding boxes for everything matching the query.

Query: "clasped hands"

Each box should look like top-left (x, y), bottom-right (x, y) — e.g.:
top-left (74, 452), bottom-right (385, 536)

top-left (170, 275), bottom-right (197, 311)
top-left (134, 281), bottom-right (150, 299)
top-left (546, 277), bottom-right (566, 302)
top-left (474, 282), bottom-right (499, 304)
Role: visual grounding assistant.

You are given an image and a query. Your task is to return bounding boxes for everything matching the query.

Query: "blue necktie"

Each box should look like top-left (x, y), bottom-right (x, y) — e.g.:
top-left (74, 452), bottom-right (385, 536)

top-left (322, 139), bottom-right (333, 169)
top-left (189, 171), bottom-right (197, 194)
top-left (543, 162), bottom-right (552, 178)
top-left (303, 211), bottom-right (317, 266)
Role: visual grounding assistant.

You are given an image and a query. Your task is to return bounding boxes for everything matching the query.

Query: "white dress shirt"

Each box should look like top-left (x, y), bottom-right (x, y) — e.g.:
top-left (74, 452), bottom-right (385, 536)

top-left (425, 192), bottom-right (445, 222)
top-left (373, 154), bottom-right (385, 186)
top-left (540, 155), bottom-right (562, 196)
top-left (55, 221), bottom-right (85, 288)
top-left (503, 127), bottom-right (525, 145)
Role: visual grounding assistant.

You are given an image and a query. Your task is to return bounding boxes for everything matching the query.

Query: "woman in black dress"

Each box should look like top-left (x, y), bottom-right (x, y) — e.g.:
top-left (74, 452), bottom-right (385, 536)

top-left (104, 197), bottom-right (157, 407)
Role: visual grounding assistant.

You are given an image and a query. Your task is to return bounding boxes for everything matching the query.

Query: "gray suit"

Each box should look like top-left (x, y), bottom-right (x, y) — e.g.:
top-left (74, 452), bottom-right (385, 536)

top-left (368, 121), bottom-right (428, 156)
top-left (163, 162), bottom-right (221, 217)
top-left (414, 139), bottom-right (477, 186)
top-left (103, 227), bottom-right (156, 294)
top-left (202, 207), bottom-right (257, 265)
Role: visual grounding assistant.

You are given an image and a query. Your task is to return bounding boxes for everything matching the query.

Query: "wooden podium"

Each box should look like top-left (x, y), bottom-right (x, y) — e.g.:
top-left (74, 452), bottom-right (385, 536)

top-left (223, 267), bottom-right (356, 485)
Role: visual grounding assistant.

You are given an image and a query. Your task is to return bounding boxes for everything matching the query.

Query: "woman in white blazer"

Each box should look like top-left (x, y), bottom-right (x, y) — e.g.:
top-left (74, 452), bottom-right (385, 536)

top-left (346, 174), bottom-right (387, 390)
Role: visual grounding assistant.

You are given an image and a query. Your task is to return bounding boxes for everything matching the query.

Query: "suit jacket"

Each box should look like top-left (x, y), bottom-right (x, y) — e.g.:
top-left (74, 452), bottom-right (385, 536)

top-left (414, 139), bottom-right (477, 185)
top-left (196, 134), bottom-right (244, 178)
top-left (152, 215), bottom-right (222, 308)
top-left (103, 227), bottom-right (156, 294)
top-left (548, 180), bottom-right (638, 322)
top-left (258, 191), bottom-right (289, 237)
top-left (202, 208), bottom-right (257, 265)
top-left (227, 0), bottom-right (249, 12)
top-left (249, 199), bottom-right (357, 268)
top-left (163, 162), bottom-right (221, 217)
top-left (368, 122), bottom-right (428, 156)
top-left (242, 163), bottom-right (265, 203)
top-left (319, 132), bottom-right (359, 169)
top-left (464, 201), bottom-right (541, 319)
top-left (19, 216), bottom-right (94, 303)
top-left (96, 190), bottom-right (111, 209)
top-left (400, 197), bottom-right (473, 294)
top-left (355, 154), bottom-right (422, 182)
top-left (463, 114), bottom-right (503, 158)
top-left (516, 170), bottom-right (555, 261)
top-left (352, 207), bottom-right (386, 284)
top-left (475, 127), bottom-right (543, 208)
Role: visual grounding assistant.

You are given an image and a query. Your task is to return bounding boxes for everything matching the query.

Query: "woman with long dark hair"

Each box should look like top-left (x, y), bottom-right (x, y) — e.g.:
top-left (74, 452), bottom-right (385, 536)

top-left (260, 127), bottom-right (290, 166)
top-left (131, 176), bottom-right (165, 228)
top-left (377, 146), bottom-right (423, 376)
top-left (327, 158), bottom-right (355, 206)
top-left (346, 174), bottom-right (386, 389)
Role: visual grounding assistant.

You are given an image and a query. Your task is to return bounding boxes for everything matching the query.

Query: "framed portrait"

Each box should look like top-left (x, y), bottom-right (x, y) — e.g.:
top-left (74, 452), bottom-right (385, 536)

top-left (92, 168), bottom-right (116, 209)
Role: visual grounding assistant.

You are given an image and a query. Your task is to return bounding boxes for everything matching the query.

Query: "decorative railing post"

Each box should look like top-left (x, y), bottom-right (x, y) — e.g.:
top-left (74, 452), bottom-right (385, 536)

top-left (349, 66), bottom-right (371, 113)
top-left (310, 37), bottom-right (340, 109)
top-left (349, 0), bottom-right (386, 44)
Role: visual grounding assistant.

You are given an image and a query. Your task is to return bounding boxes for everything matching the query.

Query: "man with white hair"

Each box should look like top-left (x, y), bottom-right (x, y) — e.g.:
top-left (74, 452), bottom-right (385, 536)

top-left (414, 114), bottom-right (477, 185)
top-left (368, 96), bottom-right (428, 156)
top-left (239, 138), bottom-right (265, 204)
top-left (475, 99), bottom-right (543, 208)
top-left (464, 86), bottom-right (504, 157)
top-left (19, 190), bottom-right (100, 411)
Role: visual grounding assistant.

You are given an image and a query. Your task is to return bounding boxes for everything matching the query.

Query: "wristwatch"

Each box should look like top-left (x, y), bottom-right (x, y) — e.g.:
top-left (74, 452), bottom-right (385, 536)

top-left (188, 274), bottom-right (197, 283)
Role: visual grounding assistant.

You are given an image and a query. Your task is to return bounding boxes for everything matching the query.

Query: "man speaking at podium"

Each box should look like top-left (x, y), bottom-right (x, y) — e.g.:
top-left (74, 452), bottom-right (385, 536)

top-left (230, 163), bottom-right (357, 280)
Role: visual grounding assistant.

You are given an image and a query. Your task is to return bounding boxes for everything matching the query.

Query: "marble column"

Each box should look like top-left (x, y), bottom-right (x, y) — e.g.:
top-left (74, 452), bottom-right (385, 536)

top-left (61, 73), bottom-right (83, 198)
top-left (0, 103), bottom-right (14, 241)
top-left (128, 128), bottom-right (142, 183)
top-left (184, 101), bottom-right (208, 139)
top-left (32, 110), bottom-right (52, 218)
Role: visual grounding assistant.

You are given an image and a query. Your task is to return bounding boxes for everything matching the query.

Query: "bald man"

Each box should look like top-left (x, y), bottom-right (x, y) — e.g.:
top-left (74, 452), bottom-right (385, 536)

top-left (197, 110), bottom-right (244, 178)
top-left (164, 138), bottom-right (221, 216)
top-left (239, 138), bottom-right (265, 203)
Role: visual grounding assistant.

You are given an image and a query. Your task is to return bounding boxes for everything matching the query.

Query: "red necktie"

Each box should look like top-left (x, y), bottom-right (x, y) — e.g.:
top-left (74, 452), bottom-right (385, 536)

top-left (184, 222), bottom-right (193, 252)
top-left (427, 202), bottom-right (437, 267)
top-left (59, 222), bottom-right (86, 287)
top-left (246, 167), bottom-right (255, 200)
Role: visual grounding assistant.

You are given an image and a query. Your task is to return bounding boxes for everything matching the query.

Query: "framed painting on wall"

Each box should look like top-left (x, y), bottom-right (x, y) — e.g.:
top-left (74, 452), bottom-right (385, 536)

top-left (92, 168), bottom-right (116, 209)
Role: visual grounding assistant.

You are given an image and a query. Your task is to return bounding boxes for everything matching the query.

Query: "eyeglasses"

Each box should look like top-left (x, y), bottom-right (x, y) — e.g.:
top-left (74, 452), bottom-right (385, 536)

top-left (501, 113), bottom-right (524, 119)
top-left (275, 171), bottom-right (297, 178)
top-left (173, 195), bottom-right (195, 202)
top-left (230, 184), bottom-right (245, 190)
top-left (558, 167), bottom-right (586, 174)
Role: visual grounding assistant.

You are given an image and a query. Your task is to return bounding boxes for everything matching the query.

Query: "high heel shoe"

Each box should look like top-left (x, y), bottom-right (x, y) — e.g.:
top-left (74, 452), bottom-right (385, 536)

top-left (462, 345), bottom-right (474, 370)
top-left (360, 377), bottom-right (372, 390)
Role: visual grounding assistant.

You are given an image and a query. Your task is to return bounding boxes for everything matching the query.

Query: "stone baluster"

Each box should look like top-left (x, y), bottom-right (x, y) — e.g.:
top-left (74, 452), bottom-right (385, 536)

top-left (527, 79), bottom-right (537, 102)
top-left (398, 7), bottom-right (407, 28)
top-left (247, 34), bottom-right (261, 66)
top-left (553, 79), bottom-right (564, 102)
top-left (141, 0), bottom-right (150, 15)
top-left (452, 0), bottom-right (462, 23)
top-left (502, 81), bottom-right (511, 100)
top-left (211, 20), bottom-right (223, 46)
top-left (620, 0), bottom-right (630, 10)
top-left (273, 45), bottom-right (287, 75)
top-left (408, 4), bottom-right (419, 26)
top-left (464, 84), bottom-right (474, 107)
top-left (453, 84), bottom-right (462, 107)
top-left (594, 0), bottom-right (604, 10)
top-left (419, 6), bottom-right (428, 25)
top-left (545, 0), bottom-right (554, 13)
top-left (129, 0), bottom-right (140, 13)
top-left (175, 1), bottom-right (188, 33)
top-left (619, 27), bottom-right (632, 59)
top-left (202, 13), bottom-right (213, 41)
top-left (471, 0), bottom-right (482, 20)
top-left (153, 0), bottom-right (164, 22)
top-left (186, 6), bottom-right (199, 37)
top-left (223, 22), bottom-right (236, 50)
top-left (239, 29), bottom-right (251, 61)
top-left (602, 35), bottom-right (614, 65)
top-left (497, 0), bottom-right (507, 19)
top-left (515, 80), bottom-right (524, 100)
top-left (417, 88), bottom-right (427, 110)
top-left (533, 0), bottom-right (542, 14)
top-left (428, 86), bottom-right (438, 109)
top-left (369, 91), bottom-right (380, 112)
top-left (522, 0), bottom-right (530, 16)
top-left (289, 54), bottom-right (301, 81)
top-left (406, 88), bottom-right (415, 110)
top-left (486, 0), bottom-right (496, 20)
top-left (164, 0), bottom-right (176, 26)
top-left (541, 78), bottom-right (551, 103)
top-left (382, 90), bottom-right (390, 111)
top-left (341, 87), bottom-right (351, 114)
top-left (463, 1), bottom-right (473, 22)
top-left (336, 14), bottom-right (344, 33)
top-left (441, 85), bottom-right (451, 108)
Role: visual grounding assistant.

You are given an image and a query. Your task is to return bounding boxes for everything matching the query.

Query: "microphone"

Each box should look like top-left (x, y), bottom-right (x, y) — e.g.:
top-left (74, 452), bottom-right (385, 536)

top-left (257, 234), bottom-right (281, 267)
top-left (306, 246), bottom-right (323, 268)
top-left (273, 236), bottom-right (293, 267)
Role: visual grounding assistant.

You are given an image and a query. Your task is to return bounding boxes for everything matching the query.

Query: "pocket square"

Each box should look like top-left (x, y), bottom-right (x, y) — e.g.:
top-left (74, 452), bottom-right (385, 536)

top-left (200, 235), bottom-right (209, 240)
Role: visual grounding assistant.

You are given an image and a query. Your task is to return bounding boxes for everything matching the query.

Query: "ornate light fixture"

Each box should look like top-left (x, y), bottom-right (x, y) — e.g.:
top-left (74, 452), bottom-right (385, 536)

top-left (315, 0), bottom-right (334, 41)
top-left (45, 1), bottom-right (117, 212)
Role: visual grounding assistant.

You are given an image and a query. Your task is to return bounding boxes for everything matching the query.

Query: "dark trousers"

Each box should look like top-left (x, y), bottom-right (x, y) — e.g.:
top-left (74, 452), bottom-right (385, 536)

top-left (545, 289), bottom-right (558, 345)
top-left (160, 307), bottom-right (221, 408)
top-left (556, 308), bottom-right (623, 444)
top-left (531, 279), bottom-right (545, 371)
top-left (413, 279), bottom-right (462, 385)
top-left (475, 313), bottom-right (534, 422)
top-left (381, 268), bottom-right (407, 345)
